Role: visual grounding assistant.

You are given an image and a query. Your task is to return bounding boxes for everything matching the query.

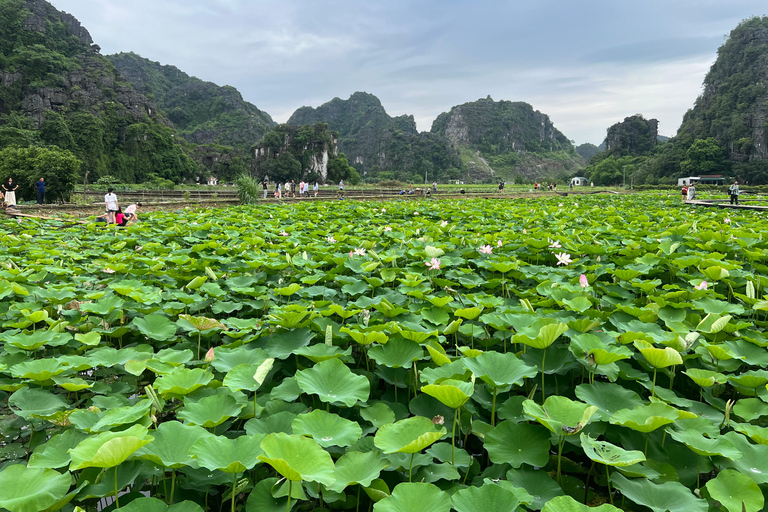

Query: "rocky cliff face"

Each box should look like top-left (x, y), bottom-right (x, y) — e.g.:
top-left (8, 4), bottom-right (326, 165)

top-left (288, 92), bottom-right (460, 182)
top-left (677, 16), bottom-right (768, 161)
top-left (603, 115), bottom-right (659, 156)
top-left (108, 52), bottom-right (275, 151)
top-left (431, 97), bottom-right (583, 180)
top-left (253, 124), bottom-right (337, 183)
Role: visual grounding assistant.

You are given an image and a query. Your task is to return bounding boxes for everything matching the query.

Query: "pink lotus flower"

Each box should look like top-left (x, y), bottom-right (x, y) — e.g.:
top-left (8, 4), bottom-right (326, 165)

top-left (549, 239), bottom-right (562, 249)
top-left (349, 251), bottom-right (354, 258)
top-left (327, 236), bottom-right (337, 243)
top-left (597, 256), bottom-right (601, 262)
top-left (523, 228), bottom-right (527, 234)
top-left (354, 248), bottom-right (366, 256)
top-left (579, 274), bottom-right (588, 288)
top-left (103, 268), bottom-right (116, 274)
top-left (724, 218), bottom-right (731, 224)
top-left (695, 281), bottom-right (708, 290)
top-left (497, 240), bottom-right (503, 247)
top-left (427, 257), bottom-right (441, 270)
top-left (555, 252), bottom-right (573, 266)
top-left (440, 220), bottom-right (448, 227)
top-left (383, 226), bottom-right (392, 232)
top-left (479, 245), bottom-right (493, 255)
top-left (279, 231), bottom-right (289, 236)
top-left (204, 347), bottom-right (215, 363)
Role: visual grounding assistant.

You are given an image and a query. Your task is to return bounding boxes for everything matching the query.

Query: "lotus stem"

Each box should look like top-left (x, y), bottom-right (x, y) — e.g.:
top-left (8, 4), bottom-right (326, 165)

top-left (409, 453), bottom-right (414, 482)
top-left (556, 436), bottom-right (565, 484)
top-left (170, 468), bottom-right (176, 505)
top-left (491, 388), bottom-right (498, 427)
top-left (451, 408), bottom-right (457, 465)
top-left (114, 466), bottom-right (120, 509)
top-left (652, 368), bottom-right (657, 399)
top-left (356, 485), bottom-right (360, 512)
top-left (286, 480), bottom-right (292, 512)
top-left (606, 465), bottom-right (614, 505)
top-left (254, 392), bottom-right (258, 417)
top-left (541, 350), bottom-right (547, 403)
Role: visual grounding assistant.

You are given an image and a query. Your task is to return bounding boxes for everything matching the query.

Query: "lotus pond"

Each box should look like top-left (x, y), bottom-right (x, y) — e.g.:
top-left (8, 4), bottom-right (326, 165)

top-left (1, 194), bottom-right (768, 512)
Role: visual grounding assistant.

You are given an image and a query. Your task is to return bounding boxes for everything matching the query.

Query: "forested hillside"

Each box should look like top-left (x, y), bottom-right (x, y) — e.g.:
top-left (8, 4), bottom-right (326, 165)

top-left (0, 0), bottom-right (198, 188)
top-left (108, 52), bottom-right (275, 151)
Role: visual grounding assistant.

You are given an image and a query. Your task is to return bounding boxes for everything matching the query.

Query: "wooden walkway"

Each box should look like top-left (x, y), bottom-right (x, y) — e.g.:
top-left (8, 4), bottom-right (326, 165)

top-left (3, 208), bottom-right (89, 224)
top-left (686, 200), bottom-right (768, 211)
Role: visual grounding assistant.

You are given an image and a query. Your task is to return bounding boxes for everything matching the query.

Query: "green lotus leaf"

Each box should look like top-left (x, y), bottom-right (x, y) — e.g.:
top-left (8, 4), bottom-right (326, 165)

top-left (514, 321), bottom-right (569, 350)
top-left (697, 313), bottom-right (732, 334)
top-left (29, 429), bottom-right (88, 469)
top-left (360, 402), bottom-right (396, 428)
top-left (69, 424), bottom-right (153, 470)
top-left (368, 337), bottom-right (423, 368)
top-left (413, 462), bottom-right (460, 483)
top-left (574, 382), bottom-right (645, 421)
top-left (135, 421), bottom-right (214, 468)
top-left (154, 368), bottom-right (213, 397)
top-left (705, 469), bottom-right (763, 512)
top-left (11, 358), bottom-right (65, 381)
top-left (732, 398), bottom-right (768, 422)
top-left (717, 431), bottom-right (768, 484)
top-left (295, 357), bottom-right (370, 407)
top-left (523, 396), bottom-right (598, 435)
top-left (634, 341), bottom-right (683, 368)
top-left (421, 378), bottom-right (474, 409)
top-left (132, 314), bottom-right (177, 341)
top-left (541, 496), bottom-right (621, 512)
top-left (693, 296), bottom-right (744, 315)
top-left (484, 421), bottom-right (551, 468)
top-left (210, 346), bottom-right (271, 373)
top-left (258, 432), bottom-right (335, 485)
top-left (7, 330), bottom-right (69, 351)
top-left (341, 326), bottom-right (390, 345)
top-left (506, 468), bottom-right (564, 511)
top-left (730, 370), bottom-right (768, 390)
top-left (666, 429), bottom-right (742, 459)
top-left (9, 387), bottom-right (67, 420)
top-left (454, 307), bottom-right (482, 320)
top-left (426, 443), bottom-right (471, 467)
top-left (328, 450), bottom-right (390, 493)
top-left (373, 482), bottom-right (450, 512)
top-left (89, 399), bottom-right (152, 432)
top-left (191, 433), bottom-right (265, 473)
top-left (291, 409), bottom-right (363, 447)
top-left (223, 361), bottom-right (274, 393)
top-left (245, 411), bottom-right (297, 435)
top-left (580, 433), bottom-right (646, 467)
top-left (178, 393), bottom-right (245, 428)
top-left (75, 331), bottom-right (101, 346)
top-left (0, 465), bottom-right (72, 512)
top-left (294, 343), bottom-right (351, 362)
top-left (177, 314), bottom-right (226, 332)
top-left (374, 416), bottom-right (447, 454)
top-left (245, 477), bottom-right (293, 512)
top-left (609, 402), bottom-right (694, 433)
top-left (52, 375), bottom-right (93, 392)
top-left (119, 498), bottom-right (204, 512)
top-left (463, 351), bottom-right (538, 388)
top-left (610, 473), bottom-right (707, 512)
top-left (684, 368), bottom-right (727, 387)
top-left (733, 423), bottom-right (768, 445)
top-left (443, 319), bottom-right (463, 335)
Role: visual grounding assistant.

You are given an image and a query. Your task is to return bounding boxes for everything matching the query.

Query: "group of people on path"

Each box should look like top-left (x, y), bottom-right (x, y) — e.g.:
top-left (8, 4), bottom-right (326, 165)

top-left (98, 188), bottom-right (140, 226)
top-left (681, 180), bottom-right (740, 204)
top-left (0, 178), bottom-right (46, 207)
top-left (264, 179), bottom-right (319, 199)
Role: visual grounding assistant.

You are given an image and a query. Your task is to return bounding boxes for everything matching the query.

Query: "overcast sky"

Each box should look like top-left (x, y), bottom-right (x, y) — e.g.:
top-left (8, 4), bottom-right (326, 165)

top-left (52, 0), bottom-right (766, 144)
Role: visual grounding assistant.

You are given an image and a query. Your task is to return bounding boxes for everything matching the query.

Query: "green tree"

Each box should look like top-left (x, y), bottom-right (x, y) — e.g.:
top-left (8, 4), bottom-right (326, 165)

top-left (680, 137), bottom-right (728, 175)
top-left (0, 145), bottom-right (81, 202)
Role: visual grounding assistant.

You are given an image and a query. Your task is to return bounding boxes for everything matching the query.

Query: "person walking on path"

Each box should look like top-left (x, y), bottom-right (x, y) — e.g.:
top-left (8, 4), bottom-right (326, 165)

top-left (681, 185), bottom-right (688, 202)
top-left (686, 183), bottom-right (696, 201)
top-left (262, 178), bottom-right (269, 199)
top-left (104, 187), bottom-right (119, 225)
top-left (313, 182), bottom-right (319, 197)
top-left (35, 178), bottom-right (46, 204)
top-left (3, 178), bottom-right (17, 207)
top-left (729, 181), bottom-right (740, 205)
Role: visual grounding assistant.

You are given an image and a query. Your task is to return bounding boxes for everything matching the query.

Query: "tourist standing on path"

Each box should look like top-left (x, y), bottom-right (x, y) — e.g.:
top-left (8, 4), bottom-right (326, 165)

top-left (3, 178), bottom-right (17, 207)
top-left (687, 183), bottom-right (696, 201)
top-left (313, 182), bottom-right (319, 197)
top-left (729, 181), bottom-right (740, 205)
top-left (681, 186), bottom-right (688, 202)
top-left (498, 181), bottom-right (504, 193)
top-left (104, 187), bottom-right (119, 225)
top-left (432, 181), bottom-right (437, 194)
top-left (35, 178), bottom-right (46, 204)
top-left (262, 178), bottom-right (269, 199)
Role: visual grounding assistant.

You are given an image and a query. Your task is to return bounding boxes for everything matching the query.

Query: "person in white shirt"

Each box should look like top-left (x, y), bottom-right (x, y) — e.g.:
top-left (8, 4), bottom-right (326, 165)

top-left (104, 188), bottom-right (119, 225)
top-left (313, 182), bottom-right (319, 197)
top-left (124, 203), bottom-right (141, 225)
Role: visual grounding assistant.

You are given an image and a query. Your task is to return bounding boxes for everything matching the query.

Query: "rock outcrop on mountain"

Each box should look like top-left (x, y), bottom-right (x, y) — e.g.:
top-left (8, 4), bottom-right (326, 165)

top-left (108, 52), bottom-right (275, 151)
top-left (430, 97), bottom-right (584, 180)
top-left (603, 115), bottom-right (659, 157)
top-left (0, 0), bottom-right (197, 183)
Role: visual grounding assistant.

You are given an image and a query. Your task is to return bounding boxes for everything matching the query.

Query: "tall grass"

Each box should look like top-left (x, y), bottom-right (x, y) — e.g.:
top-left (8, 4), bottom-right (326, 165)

top-left (235, 174), bottom-right (261, 204)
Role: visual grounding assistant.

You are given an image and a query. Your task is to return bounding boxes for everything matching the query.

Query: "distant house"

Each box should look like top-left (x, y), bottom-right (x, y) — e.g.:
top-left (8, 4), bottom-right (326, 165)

top-left (677, 175), bottom-right (724, 187)
top-left (207, 176), bottom-right (219, 186)
top-left (571, 177), bottom-right (588, 186)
